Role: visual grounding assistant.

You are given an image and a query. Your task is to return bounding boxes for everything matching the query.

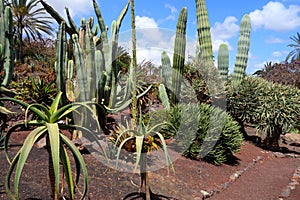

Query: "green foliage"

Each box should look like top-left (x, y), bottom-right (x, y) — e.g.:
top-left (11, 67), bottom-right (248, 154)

top-left (160, 103), bottom-right (243, 165)
top-left (285, 32), bottom-right (300, 62)
top-left (227, 76), bottom-right (300, 148)
top-left (28, 77), bottom-right (57, 105)
top-left (254, 59), bottom-right (300, 89)
top-left (0, 92), bottom-right (104, 199)
top-left (10, 0), bottom-right (53, 63)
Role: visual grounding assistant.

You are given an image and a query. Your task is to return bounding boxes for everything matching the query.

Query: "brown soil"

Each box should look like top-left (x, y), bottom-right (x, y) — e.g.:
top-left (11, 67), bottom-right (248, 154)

top-left (1, 128), bottom-right (300, 200)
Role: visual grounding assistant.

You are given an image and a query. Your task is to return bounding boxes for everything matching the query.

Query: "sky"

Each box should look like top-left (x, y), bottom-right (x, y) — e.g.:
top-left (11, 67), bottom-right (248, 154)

top-left (44, 0), bottom-right (300, 74)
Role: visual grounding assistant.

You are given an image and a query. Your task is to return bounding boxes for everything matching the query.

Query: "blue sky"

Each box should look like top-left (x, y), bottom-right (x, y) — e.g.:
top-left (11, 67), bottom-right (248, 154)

top-left (45, 0), bottom-right (300, 74)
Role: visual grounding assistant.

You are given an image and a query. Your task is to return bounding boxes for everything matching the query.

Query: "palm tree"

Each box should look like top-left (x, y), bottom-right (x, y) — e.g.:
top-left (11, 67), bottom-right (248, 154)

top-left (285, 32), bottom-right (300, 62)
top-left (9, 0), bottom-right (54, 63)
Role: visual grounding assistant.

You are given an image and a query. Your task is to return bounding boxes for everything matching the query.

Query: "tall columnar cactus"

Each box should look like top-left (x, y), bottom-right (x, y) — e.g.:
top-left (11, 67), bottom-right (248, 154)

top-left (0, 0), bottom-right (14, 87)
top-left (171, 7), bottom-right (187, 104)
top-left (233, 14), bottom-right (251, 86)
top-left (160, 7), bottom-right (187, 106)
top-left (195, 0), bottom-right (213, 62)
top-left (217, 44), bottom-right (229, 82)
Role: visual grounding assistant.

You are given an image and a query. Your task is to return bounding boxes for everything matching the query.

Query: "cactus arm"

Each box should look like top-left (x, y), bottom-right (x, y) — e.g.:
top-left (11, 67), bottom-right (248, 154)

top-left (72, 34), bottom-right (89, 101)
top-left (40, 0), bottom-right (76, 36)
top-left (195, 0), bottom-right (213, 61)
top-left (95, 50), bottom-right (105, 103)
top-left (233, 14), bottom-right (251, 86)
top-left (171, 7), bottom-right (188, 104)
top-left (85, 22), bottom-right (96, 100)
top-left (1, 6), bottom-right (14, 87)
top-left (116, 1), bottom-right (130, 34)
top-left (161, 51), bottom-right (172, 89)
top-left (107, 21), bottom-right (118, 108)
top-left (65, 7), bottom-right (79, 34)
top-left (217, 44), bottom-right (229, 82)
top-left (92, 0), bottom-right (106, 34)
top-left (158, 84), bottom-right (170, 110)
top-left (55, 22), bottom-right (67, 94)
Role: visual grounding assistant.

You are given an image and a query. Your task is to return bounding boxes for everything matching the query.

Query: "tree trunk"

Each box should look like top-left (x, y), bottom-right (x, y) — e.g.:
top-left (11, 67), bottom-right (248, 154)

top-left (263, 125), bottom-right (282, 150)
top-left (140, 153), bottom-right (151, 200)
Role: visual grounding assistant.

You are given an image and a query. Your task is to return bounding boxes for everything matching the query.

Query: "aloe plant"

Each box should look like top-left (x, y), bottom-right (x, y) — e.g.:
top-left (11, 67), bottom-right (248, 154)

top-left (0, 92), bottom-right (105, 200)
top-left (110, 113), bottom-right (174, 200)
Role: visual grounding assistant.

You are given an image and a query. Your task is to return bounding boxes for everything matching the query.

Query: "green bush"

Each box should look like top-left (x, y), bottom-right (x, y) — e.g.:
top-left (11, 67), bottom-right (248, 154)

top-left (159, 103), bottom-right (243, 165)
top-left (227, 76), bottom-right (300, 148)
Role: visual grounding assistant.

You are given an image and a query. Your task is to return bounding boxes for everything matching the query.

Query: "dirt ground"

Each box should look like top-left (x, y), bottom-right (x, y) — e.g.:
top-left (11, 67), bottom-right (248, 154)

top-left (1, 128), bottom-right (300, 200)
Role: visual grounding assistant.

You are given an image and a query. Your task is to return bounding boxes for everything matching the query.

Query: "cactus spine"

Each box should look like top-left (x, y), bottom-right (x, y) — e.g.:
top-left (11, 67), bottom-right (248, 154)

top-left (233, 14), bottom-right (251, 85)
top-left (0, 0), bottom-right (14, 87)
top-left (217, 44), bottom-right (229, 82)
top-left (195, 0), bottom-right (213, 62)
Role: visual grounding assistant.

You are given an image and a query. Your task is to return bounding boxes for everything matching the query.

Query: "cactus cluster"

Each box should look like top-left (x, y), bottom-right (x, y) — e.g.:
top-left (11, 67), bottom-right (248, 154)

top-left (217, 14), bottom-right (251, 86)
top-left (0, 0), bottom-right (14, 87)
top-left (51, 0), bottom-right (134, 114)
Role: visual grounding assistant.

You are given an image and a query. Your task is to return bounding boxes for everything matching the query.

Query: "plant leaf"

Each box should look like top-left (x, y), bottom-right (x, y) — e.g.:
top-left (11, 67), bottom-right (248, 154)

top-left (13, 126), bottom-right (47, 198)
top-left (60, 134), bottom-right (88, 200)
top-left (46, 123), bottom-right (60, 197)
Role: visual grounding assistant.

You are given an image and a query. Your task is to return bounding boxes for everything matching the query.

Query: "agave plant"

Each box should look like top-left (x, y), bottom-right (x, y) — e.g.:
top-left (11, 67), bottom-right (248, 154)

top-left (110, 112), bottom-right (174, 200)
top-left (0, 91), bottom-right (104, 200)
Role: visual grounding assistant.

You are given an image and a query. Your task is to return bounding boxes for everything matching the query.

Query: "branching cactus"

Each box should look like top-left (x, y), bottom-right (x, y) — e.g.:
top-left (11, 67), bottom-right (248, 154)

top-left (0, 0), bottom-right (14, 87)
top-left (217, 44), bottom-right (229, 82)
top-left (54, 0), bottom-right (133, 114)
top-left (195, 0), bottom-right (213, 62)
top-left (233, 14), bottom-right (251, 86)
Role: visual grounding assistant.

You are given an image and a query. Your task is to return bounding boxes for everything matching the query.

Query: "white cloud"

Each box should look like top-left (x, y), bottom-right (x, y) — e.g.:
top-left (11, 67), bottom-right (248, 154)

top-left (136, 16), bottom-right (159, 29)
top-left (265, 36), bottom-right (286, 44)
top-left (249, 1), bottom-right (300, 31)
top-left (211, 16), bottom-right (239, 53)
top-left (157, 4), bottom-right (178, 24)
top-left (212, 40), bottom-right (232, 53)
top-left (211, 16), bottom-right (240, 41)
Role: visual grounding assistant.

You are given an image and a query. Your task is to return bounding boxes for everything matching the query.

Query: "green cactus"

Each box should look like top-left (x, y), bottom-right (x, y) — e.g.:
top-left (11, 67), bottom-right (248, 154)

top-left (53, 0), bottom-right (132, 116)
top-left (233, 14), bottom-right (251, 86)
top-left (55, 22), bottom-right (67, 97)
top-left (171, 7), bottom-right (188, 105)
top-left (160, 8), bottom-right (188, 107)
top-left (0, 1), bottom-right (14, 87)
top-left (217, 44), bottom-right (229, 82)
top-left (195, 0), bottom-right (213, 62)
top-left (161, 51), bottom-right (172, 88)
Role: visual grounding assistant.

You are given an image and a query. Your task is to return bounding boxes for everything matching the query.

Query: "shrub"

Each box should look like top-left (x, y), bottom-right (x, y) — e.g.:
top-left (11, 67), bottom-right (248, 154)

top-left (227, 76), bottom-right (300, 149)
top-left (160, 103), bottom-right (243, 165)
top-left (254, 59), bottom-right (300, 89)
